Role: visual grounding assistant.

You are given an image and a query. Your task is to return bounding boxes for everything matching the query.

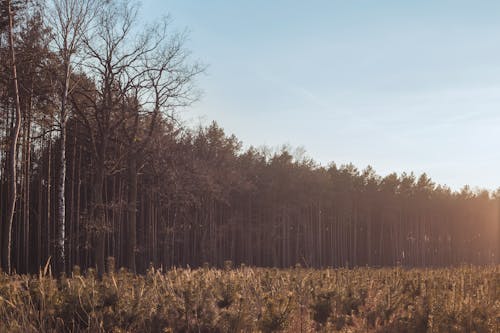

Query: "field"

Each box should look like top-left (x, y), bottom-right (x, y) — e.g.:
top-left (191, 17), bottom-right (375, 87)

top-left (0, 264), bottom-right (498, 332)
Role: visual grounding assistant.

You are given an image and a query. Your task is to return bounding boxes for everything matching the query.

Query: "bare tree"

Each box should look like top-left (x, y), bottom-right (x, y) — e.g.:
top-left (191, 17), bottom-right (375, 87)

top-left (123, 26), bottom-right (204, 272)
top-left (72, 0), bottom-right (203, 274)
top-left (48, 0), bottom-right (96, 273)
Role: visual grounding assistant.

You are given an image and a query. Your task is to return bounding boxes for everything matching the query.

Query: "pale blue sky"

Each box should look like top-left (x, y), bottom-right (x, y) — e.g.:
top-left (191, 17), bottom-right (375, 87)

top-left (141, 0), bottom-right (500, 191)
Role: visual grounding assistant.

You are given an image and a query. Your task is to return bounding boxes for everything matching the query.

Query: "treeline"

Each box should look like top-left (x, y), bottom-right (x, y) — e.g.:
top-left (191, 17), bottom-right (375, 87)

top-left (1, 0), bottom-right (499, 274)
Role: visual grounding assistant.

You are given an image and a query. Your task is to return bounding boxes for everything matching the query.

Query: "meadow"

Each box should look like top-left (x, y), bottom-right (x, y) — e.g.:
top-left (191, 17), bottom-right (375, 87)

top-left (0, 263), bottom-right (498, 332)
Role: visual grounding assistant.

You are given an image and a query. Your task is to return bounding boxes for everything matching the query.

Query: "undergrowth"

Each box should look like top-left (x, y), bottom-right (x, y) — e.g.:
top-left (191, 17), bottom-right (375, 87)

top-left (0, 264), bottom-right (498, 332)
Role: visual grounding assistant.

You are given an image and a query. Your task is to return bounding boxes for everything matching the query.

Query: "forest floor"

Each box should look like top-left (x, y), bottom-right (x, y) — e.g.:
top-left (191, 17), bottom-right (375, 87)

top-left (0, 265), bottom-right (498, 332)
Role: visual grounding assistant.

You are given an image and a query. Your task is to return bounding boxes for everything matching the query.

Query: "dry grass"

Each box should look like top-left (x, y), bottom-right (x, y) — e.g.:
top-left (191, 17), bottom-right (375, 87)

top-left (0, 263), bottom-right (498, 332)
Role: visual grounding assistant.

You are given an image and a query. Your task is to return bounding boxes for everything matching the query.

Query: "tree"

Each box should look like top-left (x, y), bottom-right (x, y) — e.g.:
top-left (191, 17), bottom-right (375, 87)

top-left (2, 0), bottom-right (22, 274)
top-left (72, 0), bottom-right (203, 274)
top-left (48, 0), bottom-right (97, 274)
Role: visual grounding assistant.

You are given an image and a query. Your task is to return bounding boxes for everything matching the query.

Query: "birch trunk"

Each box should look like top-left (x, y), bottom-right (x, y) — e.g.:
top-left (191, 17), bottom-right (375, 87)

top-left (56, 63), bottom-right (71, 274)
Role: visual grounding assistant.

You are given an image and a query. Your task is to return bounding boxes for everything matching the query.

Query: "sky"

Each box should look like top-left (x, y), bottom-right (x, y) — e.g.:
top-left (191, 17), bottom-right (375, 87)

top-left (140, 0), bottom-right (500, 191)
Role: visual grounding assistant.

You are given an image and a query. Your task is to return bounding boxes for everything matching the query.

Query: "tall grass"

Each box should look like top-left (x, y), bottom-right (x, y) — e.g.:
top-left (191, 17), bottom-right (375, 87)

top-left (0, 263), bottom-right (498, 332)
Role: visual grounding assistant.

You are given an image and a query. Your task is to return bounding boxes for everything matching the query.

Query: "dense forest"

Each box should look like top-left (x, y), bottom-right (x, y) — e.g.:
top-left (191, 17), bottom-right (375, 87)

top-left (0, 0), bottom-right (498, 275)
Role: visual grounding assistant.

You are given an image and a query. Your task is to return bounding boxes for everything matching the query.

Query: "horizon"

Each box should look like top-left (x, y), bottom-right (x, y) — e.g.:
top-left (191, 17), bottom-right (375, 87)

top-left (141, 0), bottom-right (500, 191)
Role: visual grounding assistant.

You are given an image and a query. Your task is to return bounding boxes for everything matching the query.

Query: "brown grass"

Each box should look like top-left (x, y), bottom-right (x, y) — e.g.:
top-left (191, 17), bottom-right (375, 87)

top-left (0, 264), bottom-right (498, 332)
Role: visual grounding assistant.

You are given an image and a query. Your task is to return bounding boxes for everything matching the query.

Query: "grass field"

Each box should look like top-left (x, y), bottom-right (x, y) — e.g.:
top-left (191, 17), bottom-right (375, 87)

top-left (0, 264), bottom-right (498, 332)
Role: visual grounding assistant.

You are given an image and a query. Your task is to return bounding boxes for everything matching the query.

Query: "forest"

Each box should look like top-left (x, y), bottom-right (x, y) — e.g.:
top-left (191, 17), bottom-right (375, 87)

top-left (0, 0), bottom-right (499, 278)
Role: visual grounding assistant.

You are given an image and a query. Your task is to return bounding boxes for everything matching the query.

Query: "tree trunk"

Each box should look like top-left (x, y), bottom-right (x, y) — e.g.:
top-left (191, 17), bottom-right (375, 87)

top-left (93, 156), bottom-right (106, 276)
top-left (56, 62), bottom-right (71, 274)
top-left (2, 0), bottom-right (22, 274)
top-left (23, 87), bottom-right (32, 273)
top-left (127, 153), bottom-right (137, 272)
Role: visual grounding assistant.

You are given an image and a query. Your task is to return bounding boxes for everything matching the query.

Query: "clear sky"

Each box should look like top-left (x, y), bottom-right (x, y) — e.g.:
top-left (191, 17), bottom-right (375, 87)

top-left (140, 0), bottom-right (500, 191)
